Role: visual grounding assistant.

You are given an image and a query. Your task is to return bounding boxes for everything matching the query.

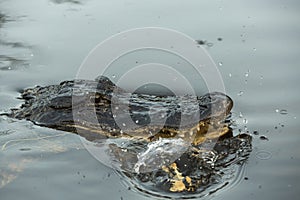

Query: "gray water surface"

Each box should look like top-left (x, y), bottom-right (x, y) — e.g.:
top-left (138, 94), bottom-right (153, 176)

top-left (0, 0), bottom-right (300, 199)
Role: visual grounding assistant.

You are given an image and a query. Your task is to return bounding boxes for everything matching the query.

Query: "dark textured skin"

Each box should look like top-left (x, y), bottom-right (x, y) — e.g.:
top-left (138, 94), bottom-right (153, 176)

top-left (6, 76), bottom-right (233, 142)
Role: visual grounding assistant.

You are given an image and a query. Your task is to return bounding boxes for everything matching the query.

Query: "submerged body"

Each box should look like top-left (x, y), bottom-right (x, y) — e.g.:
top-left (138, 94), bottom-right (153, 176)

top-left (4, 76), bottom-right (252, 196)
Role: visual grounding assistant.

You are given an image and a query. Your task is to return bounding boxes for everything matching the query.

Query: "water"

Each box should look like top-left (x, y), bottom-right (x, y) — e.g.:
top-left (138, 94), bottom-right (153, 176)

top-left (1, 0), bottom-right (300, 199)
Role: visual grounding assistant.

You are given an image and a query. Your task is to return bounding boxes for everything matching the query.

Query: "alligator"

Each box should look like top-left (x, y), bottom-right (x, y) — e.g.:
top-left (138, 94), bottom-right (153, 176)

top-left (3, 76), bottom-right (252, 198)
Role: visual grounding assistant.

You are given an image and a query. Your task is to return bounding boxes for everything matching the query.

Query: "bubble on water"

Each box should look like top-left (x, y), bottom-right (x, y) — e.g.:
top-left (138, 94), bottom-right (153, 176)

top-left (243, 119), bottom-right (248, 124)
top-left (112, 74), bottom-right (116, 79)
top-left (217, 37), bottom-right (223, 41)
top-left (122, 123), bottom-right (126, 127)
top-left (218, 62), bottom-right (223, 66)
top-left (260, 75), bottom-right (264, 80)
top-left (229, 73), bottom-right (232, 77)
top-left (207, 42), bottom-right (214, 47)
top-left (237, 91), bottom-right (244, 96)
top-left (253, 48), bottom-right (257, 51)
top-left (255, 150), bottom-right (272, 160)
top-left (135, 120), bottom-right (139, 124)
top-left (279, 109), bottom-right (288, 115)
top-left (276, 109), bottom-right (288, 115)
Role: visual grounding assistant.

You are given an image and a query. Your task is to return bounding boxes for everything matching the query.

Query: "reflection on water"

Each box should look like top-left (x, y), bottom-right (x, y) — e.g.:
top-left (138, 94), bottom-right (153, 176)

top-left (0, 13), bottom-right (6, 27)
top-left (50, 0), bottom-right (82, 4)
top-left (0, 12), bottom-right (33, 71)
top-left (0, 41), bottom-right (32, 71)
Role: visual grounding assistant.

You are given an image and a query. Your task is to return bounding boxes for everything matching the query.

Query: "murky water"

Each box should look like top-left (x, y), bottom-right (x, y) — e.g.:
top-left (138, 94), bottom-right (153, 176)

top-left (1, 0), bottom-right (300, 199)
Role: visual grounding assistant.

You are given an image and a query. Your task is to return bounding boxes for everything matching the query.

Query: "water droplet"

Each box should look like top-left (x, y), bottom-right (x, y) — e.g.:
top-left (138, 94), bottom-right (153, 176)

top-left (279, 109), bottom-right (288, 115)
top-left (229, 73), bottom-right (232, 77)
top-left (245, 72), bottom-right (249, 77)
top-left (19, 148), bottom-right (31, 151)
top-left (237, 91), bottom-right (244, 96)
top-left (122, 123), bottom-right (126, 127)
top-left (196, 40), bottom-right (206, 45)
top-left (259, 136), bottom-right (269, 141)
top-left (253, 130), bottom-right (259, 135)
top-left (275, 109), bottom-right (279, 113)
top-left (239, 112), bottom-right (243, 118)
top-left (135, 120), bottom-right (139, 124)
top-left (218, 62), bottom-right (223, 66)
